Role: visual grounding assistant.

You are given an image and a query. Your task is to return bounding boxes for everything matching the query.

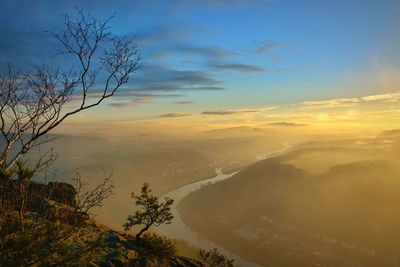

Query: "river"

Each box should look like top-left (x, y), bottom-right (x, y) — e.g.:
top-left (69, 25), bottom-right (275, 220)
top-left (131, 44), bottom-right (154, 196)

top-left (156, 144), bottom-right (292, 267)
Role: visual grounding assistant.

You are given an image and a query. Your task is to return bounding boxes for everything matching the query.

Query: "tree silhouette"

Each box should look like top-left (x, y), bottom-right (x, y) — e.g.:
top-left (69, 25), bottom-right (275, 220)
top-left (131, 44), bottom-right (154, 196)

top-left (124, 183), bottom-right (174, 239)
top-left (0, 10), bottom-right (141, 265)
top-left (0, 10), bottom-right (141, 174)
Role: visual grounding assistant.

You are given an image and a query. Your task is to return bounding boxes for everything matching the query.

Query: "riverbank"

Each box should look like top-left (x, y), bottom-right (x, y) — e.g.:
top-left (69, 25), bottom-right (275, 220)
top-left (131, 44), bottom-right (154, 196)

top-left (155, 145), bottom-right (293, 266)
top-left (155, 168), bottom-right (261, 267)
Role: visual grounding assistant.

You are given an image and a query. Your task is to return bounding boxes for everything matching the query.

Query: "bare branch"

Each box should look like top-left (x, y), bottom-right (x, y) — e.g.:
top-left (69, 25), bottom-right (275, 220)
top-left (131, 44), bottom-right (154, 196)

top-left (73, 170), bottom-right (114, 214)
top-left (0, 10), bottom-right (141, 172)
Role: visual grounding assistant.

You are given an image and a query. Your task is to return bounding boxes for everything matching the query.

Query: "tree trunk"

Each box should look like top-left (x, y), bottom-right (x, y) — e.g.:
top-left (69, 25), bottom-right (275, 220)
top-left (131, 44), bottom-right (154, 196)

top-left (135, 224), bottom-right (151, 239)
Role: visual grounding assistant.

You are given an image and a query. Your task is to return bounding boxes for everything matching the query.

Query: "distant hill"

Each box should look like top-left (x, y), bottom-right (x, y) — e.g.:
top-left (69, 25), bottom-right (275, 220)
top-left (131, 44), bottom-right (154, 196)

top-left (179, 137), bottom-right (400, 267)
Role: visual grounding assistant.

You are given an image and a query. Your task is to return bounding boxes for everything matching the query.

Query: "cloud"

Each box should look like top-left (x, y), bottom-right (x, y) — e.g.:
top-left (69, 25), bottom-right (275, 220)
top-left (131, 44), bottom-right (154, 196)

top-left (130, 65), bottom-right (225, 92)
top-left (202, 107), bottom-right (275, 115)
top-left (268, 121), bottom-right (306, 127)
top-left (210, 63), bottom-right (264, 73)
top-left (160, 112), bottom-right (191, 118)
top-left (191, 86), bottom-right (225, 91)
top-left (360, 92), bottom-right (400, 102)
top-left (202, 109), bottom-right (258, 115)
top-left (120, 92), bottom-right (183, 98)
top-left (173, 100), bottom-right (195, 104)
top-left (109, 97), bottom-right (154, 108)
top-left (135, 24), bottom-right (187, 47)
top-left (71, 64), bottom-right (225, 103)
top-left (300, 91), bottom-right (400, 108)
top-left (172, 45), bottom-right (234, 59)
top-left (256, 40), bottom-right (285, 54)
top-left (151, 44), bottom-right (235, 62)
top-left (300, 98), bottom-right (360, 108)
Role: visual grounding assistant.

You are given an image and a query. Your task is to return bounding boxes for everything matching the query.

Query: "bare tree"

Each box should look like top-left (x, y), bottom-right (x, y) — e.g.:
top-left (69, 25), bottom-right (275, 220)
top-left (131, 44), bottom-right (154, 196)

top-left (0, 10), bottom-right (141, 176)
top-left (0, 10), bottom-right (141, 266)
top-left (124, 183), bottom-right (174, 239)
top-left (73, 170), bottom-right (115, 214)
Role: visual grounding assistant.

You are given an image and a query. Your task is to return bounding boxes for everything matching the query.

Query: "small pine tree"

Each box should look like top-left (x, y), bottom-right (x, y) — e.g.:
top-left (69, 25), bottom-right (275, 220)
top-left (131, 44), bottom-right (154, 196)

top-left (124, 183), bottom-right (174, 239)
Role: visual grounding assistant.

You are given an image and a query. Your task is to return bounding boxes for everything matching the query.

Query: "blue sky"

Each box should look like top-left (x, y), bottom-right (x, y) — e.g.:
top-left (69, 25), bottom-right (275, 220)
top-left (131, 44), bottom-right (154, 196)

top-left (1, 0), bottom-right (399, 129)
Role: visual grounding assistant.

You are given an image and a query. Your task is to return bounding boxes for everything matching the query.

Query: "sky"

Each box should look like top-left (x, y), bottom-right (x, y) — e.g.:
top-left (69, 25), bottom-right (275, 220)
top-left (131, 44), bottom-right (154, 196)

top-left (1, 0), bottom-right (399, 134)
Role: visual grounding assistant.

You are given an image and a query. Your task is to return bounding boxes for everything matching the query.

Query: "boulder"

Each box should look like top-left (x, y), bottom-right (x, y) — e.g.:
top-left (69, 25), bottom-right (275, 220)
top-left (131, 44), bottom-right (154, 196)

top-left (3, 180), bottom-right (77, 217)
top-left (47, 181), bottom-right (77, 207)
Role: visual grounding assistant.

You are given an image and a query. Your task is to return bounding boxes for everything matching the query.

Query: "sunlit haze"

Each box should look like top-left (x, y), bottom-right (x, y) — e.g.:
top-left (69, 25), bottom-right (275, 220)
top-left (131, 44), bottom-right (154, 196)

top-left (1, 1), bottom-right (400, 267)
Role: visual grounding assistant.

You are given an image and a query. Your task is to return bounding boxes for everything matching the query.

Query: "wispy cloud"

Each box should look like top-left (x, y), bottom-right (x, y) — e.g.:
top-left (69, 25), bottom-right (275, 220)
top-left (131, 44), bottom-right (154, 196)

top-left (256, 40), bottom-right (285, 54)
top-left (210, 63), bottom-right (264, 73)
top-left (109, 97), bottom-right (155, 109)
top-left (119, 92), bottom-right (183, 98)
top-left (300, 98), bottom-right (360, 108)
top-left (202, 107), bottom-right (276, 115)
top-left (268, 121), bottom-right (307, 127)
top-left (131, 65), bottom-right (224, 92)
top-left (160, 112), bottom-right (192, 118)
top-left (173, 100), bottom-right (195, 105)
top-left (300, 91), bottom-right (400, 108)
top-left (202, 110), bottom-right (257, 115)
top-left (360, 92), bottom-right (400, 102)
top-left (171, 44), bottom-right (234, 59)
